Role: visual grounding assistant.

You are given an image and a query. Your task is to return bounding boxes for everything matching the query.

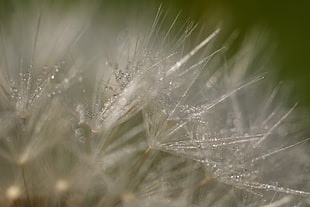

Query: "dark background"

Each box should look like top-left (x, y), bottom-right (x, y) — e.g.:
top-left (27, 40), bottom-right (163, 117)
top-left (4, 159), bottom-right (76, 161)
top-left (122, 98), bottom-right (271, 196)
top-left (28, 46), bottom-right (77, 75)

top-left (160, 0), bottom-right (310, 106)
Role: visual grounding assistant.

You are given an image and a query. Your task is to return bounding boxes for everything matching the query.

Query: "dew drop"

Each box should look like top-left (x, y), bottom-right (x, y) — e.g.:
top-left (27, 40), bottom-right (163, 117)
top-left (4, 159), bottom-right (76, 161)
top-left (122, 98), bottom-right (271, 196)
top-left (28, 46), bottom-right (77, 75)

top-left (75, 128), bottom-right (82, 136)
top-left (74, 123), bottom-right (92, 138)
top-left (119, 97), bottom-right (127, 105)
top-left (79, 137), bottom-right (86, 143)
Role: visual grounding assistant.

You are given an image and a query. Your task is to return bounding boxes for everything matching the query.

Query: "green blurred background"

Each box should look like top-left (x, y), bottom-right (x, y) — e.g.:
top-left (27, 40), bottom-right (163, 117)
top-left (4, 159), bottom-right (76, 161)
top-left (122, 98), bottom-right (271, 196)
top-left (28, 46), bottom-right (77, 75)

top-left (161, 0), bottom-right (310, 106)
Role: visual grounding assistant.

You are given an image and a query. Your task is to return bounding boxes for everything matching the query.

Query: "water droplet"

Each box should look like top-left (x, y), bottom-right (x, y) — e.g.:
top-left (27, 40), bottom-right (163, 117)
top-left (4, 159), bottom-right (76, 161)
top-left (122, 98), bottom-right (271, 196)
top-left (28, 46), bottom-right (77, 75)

top-left (119, 97), bottom-right (127, 105)
top-left (184, 109), bottom-right (190, 114)
top-left (74, 123), bottom-right (92, 138)
top-left (79, 137), bottom-right (86, 143)
top-left (75, 128), bottom-right (82, 136)
top-left (76, 104), bottom-right (84, 112)
top-left (16, 101), bottom-right (22, 111)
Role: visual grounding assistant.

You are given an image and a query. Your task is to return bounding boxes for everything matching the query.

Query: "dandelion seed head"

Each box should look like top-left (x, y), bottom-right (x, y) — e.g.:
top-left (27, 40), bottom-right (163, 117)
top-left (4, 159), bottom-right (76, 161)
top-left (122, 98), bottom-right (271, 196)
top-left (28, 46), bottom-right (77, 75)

top-left (0, 1), bottom-right (309, 206)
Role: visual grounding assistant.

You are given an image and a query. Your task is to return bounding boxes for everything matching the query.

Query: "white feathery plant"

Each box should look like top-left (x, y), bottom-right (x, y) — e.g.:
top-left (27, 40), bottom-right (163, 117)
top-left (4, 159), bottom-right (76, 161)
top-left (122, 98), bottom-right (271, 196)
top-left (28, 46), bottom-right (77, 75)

top-left (0, 1), bottom-right (309, 207)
